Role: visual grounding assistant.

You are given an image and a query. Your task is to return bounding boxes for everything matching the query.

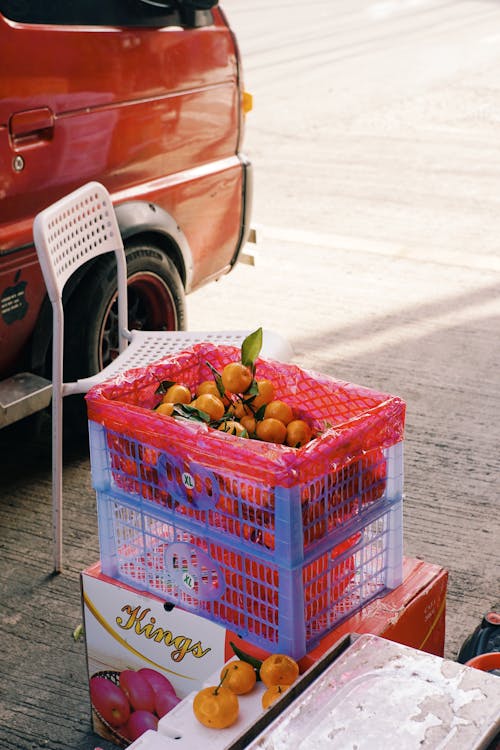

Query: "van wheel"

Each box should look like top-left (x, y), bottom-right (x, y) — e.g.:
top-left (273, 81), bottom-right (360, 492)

top-left (98, 242), bottom-right (186, 371)
top-left (63, 241), bottom-right (186, 434)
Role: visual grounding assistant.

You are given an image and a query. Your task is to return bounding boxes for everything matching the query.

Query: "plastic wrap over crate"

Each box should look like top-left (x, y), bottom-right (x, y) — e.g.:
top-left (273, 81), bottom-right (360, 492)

top-left (86, 343), bottom-right (405, 657)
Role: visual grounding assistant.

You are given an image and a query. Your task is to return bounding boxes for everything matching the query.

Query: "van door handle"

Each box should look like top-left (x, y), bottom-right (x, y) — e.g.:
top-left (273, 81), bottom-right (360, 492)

top-left (9, 107), bottom-right (55, 145)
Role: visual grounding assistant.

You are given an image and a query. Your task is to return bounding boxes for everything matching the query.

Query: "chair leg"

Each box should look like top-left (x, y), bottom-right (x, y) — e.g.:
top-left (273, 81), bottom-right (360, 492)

top-left (52, 305), bottom-right (64, 574)
top-left (52, 394), bottom-right (63, 573)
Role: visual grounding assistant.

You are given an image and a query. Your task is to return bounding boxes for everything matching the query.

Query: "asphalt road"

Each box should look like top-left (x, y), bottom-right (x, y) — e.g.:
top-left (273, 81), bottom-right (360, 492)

top-left (1, 2), bottom-right (499, 749)
top-left (223, 0), bottom-right (500, 261)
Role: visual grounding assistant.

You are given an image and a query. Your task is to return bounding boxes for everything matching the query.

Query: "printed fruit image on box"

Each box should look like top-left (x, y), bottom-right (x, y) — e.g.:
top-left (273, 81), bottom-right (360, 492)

top-left (89, 667), bottom-right (181, 743)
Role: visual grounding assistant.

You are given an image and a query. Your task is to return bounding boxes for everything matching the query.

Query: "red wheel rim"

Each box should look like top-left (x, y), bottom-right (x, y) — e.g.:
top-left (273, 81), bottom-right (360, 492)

top-left (99, 272), bottom-right (177, 369)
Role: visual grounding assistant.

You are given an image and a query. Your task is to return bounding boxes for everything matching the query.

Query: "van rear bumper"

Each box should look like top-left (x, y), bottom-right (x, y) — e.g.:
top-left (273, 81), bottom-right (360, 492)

top-left (0, 372), bottom-right (52, 428)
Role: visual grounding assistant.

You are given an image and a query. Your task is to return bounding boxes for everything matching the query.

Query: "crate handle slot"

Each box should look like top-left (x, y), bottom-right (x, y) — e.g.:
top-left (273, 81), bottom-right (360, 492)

top-left (164, 542), bottom-right (225, 602)
top-left (157, 454), bottom-right (220, 511)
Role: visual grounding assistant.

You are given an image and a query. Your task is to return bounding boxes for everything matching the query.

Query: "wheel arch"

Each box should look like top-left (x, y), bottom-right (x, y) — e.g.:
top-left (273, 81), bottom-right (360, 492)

top-left (114, 199), bottom-right (192, 291)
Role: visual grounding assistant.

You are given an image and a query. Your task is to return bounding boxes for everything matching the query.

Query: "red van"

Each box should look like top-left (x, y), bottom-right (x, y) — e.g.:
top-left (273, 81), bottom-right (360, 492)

top-left (0, 0), bottom-right (253, 428)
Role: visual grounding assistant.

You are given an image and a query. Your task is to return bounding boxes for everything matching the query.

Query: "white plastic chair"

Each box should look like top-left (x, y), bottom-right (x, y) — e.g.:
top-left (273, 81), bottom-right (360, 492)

top-left (33, 181), bottom-right (292, 573)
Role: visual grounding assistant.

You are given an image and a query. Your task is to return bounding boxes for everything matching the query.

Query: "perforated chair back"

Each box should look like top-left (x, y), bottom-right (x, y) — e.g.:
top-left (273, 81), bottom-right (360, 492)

top-left (33, 181), bottom-right (123, 298)
top-left (33, 182), bottom-right (129, 356)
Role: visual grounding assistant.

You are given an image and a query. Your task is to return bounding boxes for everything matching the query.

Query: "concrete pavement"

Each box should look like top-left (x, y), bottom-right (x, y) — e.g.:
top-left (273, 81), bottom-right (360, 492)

top-left (0, 228), bottom-right (498, 750)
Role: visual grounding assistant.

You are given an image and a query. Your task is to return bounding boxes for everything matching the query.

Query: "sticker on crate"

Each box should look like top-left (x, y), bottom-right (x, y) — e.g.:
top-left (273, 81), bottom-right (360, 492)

top-left (86, 342), bottom-right (405, 659)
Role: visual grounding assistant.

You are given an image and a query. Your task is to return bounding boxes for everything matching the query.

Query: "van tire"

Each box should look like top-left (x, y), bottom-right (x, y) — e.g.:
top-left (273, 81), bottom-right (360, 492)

top-left (63, 241), bottom-right (186, 437)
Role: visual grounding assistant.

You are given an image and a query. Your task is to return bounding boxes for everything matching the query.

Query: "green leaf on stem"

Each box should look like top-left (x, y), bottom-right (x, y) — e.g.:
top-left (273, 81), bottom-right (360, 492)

top-left (230, 641), bottom-right (263, 679)
top-left (241, 327), bottom-right (263, 369)
top-left (155, 379), bottom-right (176, 395)
top-left (173, 403), bottom-right (210, 423)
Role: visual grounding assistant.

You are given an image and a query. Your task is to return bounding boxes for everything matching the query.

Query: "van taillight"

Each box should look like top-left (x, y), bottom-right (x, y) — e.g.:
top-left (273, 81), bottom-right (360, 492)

top-left (242, 91), bottom-right (253, 115)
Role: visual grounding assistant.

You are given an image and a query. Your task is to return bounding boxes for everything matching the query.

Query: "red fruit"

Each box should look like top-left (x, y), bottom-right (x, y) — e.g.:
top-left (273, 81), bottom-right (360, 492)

top-left (138, 667), bottom-right (177, 697)
top-left (155, 690), bottom-right (181, 718)
top-left (89, 676), bottom-right (131, 728)
top-left (119, 669), bottom-right (155, 712)
top-left (125, 709), bottom-right (159, 741)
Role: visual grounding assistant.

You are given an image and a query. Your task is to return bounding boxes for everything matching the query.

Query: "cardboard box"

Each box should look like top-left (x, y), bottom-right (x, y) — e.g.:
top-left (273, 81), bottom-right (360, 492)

top-left (82, 556), bottom-right (447, 747)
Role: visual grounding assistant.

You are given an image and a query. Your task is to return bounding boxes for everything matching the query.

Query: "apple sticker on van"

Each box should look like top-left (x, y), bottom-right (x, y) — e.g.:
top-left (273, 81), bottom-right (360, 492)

top-left (1, 271), bottom-right (28, 324)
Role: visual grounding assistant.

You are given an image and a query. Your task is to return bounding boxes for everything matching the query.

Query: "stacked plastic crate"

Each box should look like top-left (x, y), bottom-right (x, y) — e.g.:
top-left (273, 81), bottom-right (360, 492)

top-left (86, 342), bottom-right (405, 661)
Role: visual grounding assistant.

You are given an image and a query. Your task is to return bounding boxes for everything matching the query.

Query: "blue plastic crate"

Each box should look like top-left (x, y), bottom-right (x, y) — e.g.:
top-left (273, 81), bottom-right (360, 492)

top-left (96, 485), bottom-right (403, 660)
top-left (89, 420), bottom-right (403, 567)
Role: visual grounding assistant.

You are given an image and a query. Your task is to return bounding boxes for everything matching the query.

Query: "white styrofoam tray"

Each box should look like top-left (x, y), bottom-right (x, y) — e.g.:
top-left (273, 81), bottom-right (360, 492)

top-left (127, 636), bottom-right (500, 750)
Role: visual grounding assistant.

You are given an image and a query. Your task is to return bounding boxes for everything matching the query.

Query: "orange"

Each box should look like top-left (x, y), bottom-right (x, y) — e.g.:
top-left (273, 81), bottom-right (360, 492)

top-left (251, 379), bottom-right (275, 410)
top-left (302, 501), bottom-right (327, 544)
top-left (221, 361), bottom-right (253, 394)
top-left (219, 660), bottom-right (257, 695)
top-left (196, 380), bottom-right (221, 398)
top-left (156, 402), bottom-right (174, 416)
top-left (192, 681), bottom-right (239, 729)
top-left (256, 417), bottom-right (287, 444)
top-left (240, 414), bottom-right (256, 435)
top-left (193, 393), bottom-right (225, 421)
top-left (196, 379), bottom-right (230, 406)
top-left (286, 419), bottom-right (313, 448)
top-left (162, 383), bottom-right (192, 404)
top-left (264, 400), bottom-right (294, 426)
top-left (259, 654), bottom-right (299, 688)
top-left (218, 420), bottom-right (247, 437)
top-left (261, 684), bottom-right (291, 709)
